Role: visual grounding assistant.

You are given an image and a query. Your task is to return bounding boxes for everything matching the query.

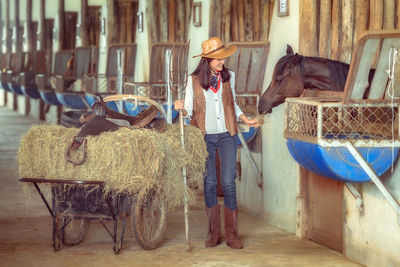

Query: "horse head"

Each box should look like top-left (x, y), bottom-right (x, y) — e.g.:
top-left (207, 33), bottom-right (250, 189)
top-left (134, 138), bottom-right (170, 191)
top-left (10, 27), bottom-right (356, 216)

top-left (258, 45), bottom-right (305, 114)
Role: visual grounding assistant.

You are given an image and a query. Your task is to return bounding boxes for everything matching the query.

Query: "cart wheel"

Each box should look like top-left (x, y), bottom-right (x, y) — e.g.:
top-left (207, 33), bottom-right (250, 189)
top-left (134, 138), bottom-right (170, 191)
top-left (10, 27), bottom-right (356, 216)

top-left (132, 190), bottom-right (167, 250)
top-left (62, 219), bottom-right (90, 246)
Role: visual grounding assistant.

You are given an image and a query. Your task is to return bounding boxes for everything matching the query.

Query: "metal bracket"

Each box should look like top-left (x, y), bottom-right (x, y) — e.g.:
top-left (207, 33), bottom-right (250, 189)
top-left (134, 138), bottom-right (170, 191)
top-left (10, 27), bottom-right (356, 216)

top-left (345, 142), bottom-right (400, 221)
top-left (345, 182), bottom-right (364, 215)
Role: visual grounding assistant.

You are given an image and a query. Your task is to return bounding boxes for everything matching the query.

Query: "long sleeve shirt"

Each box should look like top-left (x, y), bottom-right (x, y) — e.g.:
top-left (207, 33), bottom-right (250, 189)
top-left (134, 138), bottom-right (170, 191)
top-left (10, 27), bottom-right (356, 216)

top-left (184, 70), bottom-right (243, 134)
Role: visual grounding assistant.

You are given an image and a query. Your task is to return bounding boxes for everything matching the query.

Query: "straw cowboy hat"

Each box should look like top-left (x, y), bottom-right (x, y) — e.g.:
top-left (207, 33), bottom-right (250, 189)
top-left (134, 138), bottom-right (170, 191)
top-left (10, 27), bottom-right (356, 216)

top-left (193, 37), bottom-right (237, 59)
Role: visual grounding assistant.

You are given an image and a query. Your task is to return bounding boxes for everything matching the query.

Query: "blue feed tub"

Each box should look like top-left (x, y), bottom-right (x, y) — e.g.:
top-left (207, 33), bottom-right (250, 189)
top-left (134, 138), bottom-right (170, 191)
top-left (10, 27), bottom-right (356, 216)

top-left (39, 90), bottom-right (62, 105)
top-left (56, 92), bottom-right (90, 109)
top-left (85, 94), bottom-right (120, 112)
top-left (237, 127), bottom-right (258, 147)
top-left (287, 138), bottom-right (399, 183)
top-left (9, 83), bottom-right (24, 95)
top-left (21, 85), bottom-right (41, 99)
top-left (1, 82), bottom-right (12, 92)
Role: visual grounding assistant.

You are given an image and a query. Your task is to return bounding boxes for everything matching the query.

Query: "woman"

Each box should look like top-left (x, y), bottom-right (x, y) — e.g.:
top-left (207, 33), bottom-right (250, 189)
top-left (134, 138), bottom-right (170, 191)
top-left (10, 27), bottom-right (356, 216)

top-left (174, 37), bottom-right (262, 249)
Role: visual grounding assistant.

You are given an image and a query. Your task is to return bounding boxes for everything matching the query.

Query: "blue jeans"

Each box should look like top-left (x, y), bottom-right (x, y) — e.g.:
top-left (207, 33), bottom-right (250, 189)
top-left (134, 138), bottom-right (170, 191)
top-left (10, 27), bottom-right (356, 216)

top-left (204, 132), bottom-right (238, 210)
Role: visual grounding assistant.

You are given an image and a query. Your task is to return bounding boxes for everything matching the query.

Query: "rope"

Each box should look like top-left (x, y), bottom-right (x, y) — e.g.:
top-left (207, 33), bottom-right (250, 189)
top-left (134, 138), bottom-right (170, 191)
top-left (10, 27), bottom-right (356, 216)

top-left (386, 48), bottom-right (400, 172)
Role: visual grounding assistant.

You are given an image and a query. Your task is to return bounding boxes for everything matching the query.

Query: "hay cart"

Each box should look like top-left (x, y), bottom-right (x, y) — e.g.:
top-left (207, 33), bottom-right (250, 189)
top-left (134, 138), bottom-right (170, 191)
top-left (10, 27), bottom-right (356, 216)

top-left (19, 95), bottom-right (172, 254)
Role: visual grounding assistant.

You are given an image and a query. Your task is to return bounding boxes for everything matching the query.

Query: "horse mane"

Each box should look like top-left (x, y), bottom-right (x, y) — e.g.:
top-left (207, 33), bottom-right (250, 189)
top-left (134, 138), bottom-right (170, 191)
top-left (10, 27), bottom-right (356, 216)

top-left (304, 56), bottom-right (350, 91)
top-left (275, 54), bottom-right (304, 79)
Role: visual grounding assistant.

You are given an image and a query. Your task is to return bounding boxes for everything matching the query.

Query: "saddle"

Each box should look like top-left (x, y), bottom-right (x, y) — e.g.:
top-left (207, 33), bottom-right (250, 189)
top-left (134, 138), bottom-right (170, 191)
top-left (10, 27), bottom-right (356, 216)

top-left (65, 100), bottom-right (166, 165)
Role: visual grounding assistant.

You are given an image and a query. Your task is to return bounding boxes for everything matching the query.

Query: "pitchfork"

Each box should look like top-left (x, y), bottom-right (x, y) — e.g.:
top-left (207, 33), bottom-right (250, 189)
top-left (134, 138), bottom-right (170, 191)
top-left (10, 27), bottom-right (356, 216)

top-left (167, 42), bottom-right (190, 252)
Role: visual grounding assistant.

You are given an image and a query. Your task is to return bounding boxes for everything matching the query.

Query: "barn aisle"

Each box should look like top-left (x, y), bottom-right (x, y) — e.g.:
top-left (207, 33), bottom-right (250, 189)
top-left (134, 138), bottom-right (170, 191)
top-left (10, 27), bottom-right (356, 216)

top-left (0, 105), bottom-right (362, 266)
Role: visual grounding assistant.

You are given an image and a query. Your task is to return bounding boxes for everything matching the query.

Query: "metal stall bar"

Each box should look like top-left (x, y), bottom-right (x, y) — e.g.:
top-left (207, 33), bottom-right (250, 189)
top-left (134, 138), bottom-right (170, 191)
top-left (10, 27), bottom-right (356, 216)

top-left (344, 142), bottom-right (400, 217)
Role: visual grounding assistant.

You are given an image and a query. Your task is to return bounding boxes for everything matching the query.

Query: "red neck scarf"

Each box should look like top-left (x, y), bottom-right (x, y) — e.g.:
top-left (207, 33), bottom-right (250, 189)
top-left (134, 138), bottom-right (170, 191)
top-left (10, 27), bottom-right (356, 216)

top-left (209, 71), bottom-right (221, 93)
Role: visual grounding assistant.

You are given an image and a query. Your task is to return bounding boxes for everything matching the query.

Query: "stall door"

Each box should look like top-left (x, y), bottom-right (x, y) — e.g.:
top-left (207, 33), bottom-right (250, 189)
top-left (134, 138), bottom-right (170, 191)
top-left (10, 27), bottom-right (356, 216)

top-left (301, 167), bottom-right (343, 252)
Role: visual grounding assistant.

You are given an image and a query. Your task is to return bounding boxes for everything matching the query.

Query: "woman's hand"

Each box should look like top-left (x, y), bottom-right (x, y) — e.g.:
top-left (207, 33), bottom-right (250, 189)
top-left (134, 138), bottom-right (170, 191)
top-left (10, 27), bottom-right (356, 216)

top-left (174, 100), bottom-right (184, 111)
top-left (239, 114), bottom-right (264, 128)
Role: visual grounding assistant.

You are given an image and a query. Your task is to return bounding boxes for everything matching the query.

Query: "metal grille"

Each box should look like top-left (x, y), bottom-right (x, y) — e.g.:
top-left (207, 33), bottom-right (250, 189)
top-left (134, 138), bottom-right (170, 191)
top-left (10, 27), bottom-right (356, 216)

top-left (284, 97), bottom-right (400, 146)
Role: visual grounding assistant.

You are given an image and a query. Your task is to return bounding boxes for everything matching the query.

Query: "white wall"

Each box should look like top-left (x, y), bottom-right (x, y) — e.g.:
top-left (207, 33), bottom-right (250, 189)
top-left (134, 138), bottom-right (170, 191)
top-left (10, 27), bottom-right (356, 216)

top-left (344, 160), bottom-right (400, 265)
top-left (236, 0), bottom-right (300, 233)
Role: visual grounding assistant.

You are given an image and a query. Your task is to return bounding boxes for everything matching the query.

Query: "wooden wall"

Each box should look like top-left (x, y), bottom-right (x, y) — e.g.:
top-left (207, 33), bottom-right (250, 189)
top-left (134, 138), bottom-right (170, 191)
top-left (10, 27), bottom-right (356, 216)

top-left (209, 0), bottom-right (274, 43)
top-left (299, 0), bottom-right (400, 62)
top-left (146, 0), bottom-right (192, 45)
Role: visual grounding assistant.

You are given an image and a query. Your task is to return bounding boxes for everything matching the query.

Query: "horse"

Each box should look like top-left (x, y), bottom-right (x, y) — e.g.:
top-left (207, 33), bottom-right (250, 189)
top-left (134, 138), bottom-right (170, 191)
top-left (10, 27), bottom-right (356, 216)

top-left (258, 45), bottom-right (373, 114)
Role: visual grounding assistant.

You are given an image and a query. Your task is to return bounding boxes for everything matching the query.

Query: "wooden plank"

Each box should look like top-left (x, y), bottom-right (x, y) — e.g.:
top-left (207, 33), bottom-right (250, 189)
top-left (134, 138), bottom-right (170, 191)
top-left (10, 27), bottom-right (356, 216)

top-left (223, 0), bottom-right (232, 42)
top-left (340, 1), bottom-right (354, 64)
top-left (146, 0), bottom-right (158, 45)
top-left (80, 0), bottom-right (89, 46)
top-left (299, 0), bottom-right (318, 56)
top-left (177, 0), bottom-right (185, 42)
top-left (370, 0), bottom-right (383, 30)
top-left (168, 0), bottom-right (176, 42)
top-left (236, 48), bottom-right (251, 93)
top-left (244, 0), bottom-right (253, 41)
top-left (58, 0), bottom-right (65, 50)
top-left (126, 2), bottom-right (133, 43)
top-left (238, 0), bottom-right (245, 41)
top-left (107, 0), bottom-right (117, 46)
top-left (184, 0), bottom-right (191, 41)
top-left (384, 0), bottom-right (395, 29)
top-left (354, 0), bottom-right (369, 44)
top-left (259, 0), bottom-right (269, 42)
top-left (330, 0), bottom-right (340, 60)
top-left (231, 0), bottom-right (239, 41)
top-left (160, 0), bottom-right (168, 42)
top-left (318, 0), bottom-right (331, 58)
top-left (39, 0), bottom-right (45, 50)
top-left (26, 0), bottom-right (34, 53)
top-left (253, 0), bottom-right (260, 41)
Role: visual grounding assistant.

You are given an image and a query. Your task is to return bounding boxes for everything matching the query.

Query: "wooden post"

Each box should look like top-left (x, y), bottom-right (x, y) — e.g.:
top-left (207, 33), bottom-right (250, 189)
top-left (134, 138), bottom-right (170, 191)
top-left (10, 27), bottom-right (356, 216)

top-left (159, 0), bottom-right (167, 42)
top-left (168, 0), bottom-right (176, 42)
top-left (354, 0), bottom-right (369, 45)
top-left (107, 0), bottom-right (117, 46)
top-left (80, 0), bottom-right (89, 46)
top-left (253, 0), bottom-right (260, 41)
top-left (26, 0), bottom-right (34, 52)
top-left (244, 0), bottom-right (253, 41)
top-left (184, 0), bottom-right (191, 41)
top-left (370, 0), bottom-right (383, 30)
top-left (397, 0), bottom-right (400, 29)
top-left (330, 0), bottom-right (340, 60)
top-left (299, 0), bottom-right (318, 56)
top-left (5, 0), bottom-right (11, 54)
top-left (238, 0), bottom-right (245, 41)
top-left (340, 1), bottom-right (354, 64)
top-left (259, 0), bottom-right (269, 42)
top-left (39, 0), bottom-right (45, 50)
top-left (177, 0), bottom-right (185, 43)
top-left (383, 0), bottom-right (395, 29)
top-left (231, 0), bottom-right (239, 41)
top-left (58, 0), bottom-right (65, 50)
top-left (209, 0), bottom-right (222, 38)
top-left (319, 0), bottom-right (331, 58)
top-left (223, 0), bottom-right (232, 42)
top-left (146, 0), bottom-right (158, 46)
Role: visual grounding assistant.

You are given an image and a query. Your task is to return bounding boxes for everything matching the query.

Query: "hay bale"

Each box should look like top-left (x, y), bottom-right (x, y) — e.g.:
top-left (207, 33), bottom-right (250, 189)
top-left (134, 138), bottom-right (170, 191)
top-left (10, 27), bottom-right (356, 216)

top-left (17, 124), bottom-right (207, 209)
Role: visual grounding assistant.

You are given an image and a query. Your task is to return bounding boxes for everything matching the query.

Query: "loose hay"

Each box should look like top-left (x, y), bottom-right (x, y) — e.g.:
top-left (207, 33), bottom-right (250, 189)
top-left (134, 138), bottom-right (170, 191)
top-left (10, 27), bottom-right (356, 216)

top-left (18, 124), bottom-right (207, 209)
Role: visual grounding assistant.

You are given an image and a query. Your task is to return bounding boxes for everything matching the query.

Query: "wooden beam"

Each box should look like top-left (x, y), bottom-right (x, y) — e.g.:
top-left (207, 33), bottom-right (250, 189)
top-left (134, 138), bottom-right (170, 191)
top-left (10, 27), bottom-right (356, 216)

top-left (160, 0), bottom-right (168, 42)
top-left (223, 0), bottom-right (232, 42)
top-left (299, 0), bottom-right (318, 56)
top-left (168, 0), bottom-right (176, 42)
top-left (330, 0), bottom-right (340, 60)
top-left (252, 0), bottom-right (260, 41)
top-left (319, 0), bottom-right (331, 58)
top-left (177, 0), bottom-right (185, 42)
top-left (26, 0), bottom-right (34, 53)
top-left (259, 0), bottom-right (269, 42)
top-left (238, 0), bottom-right (245, 41)
top-left (39, 0), bottom-right (45, 50)
top-left (107, 0), bottom-right (117, 46)
top-left (384, 0), bottom-right (395, 29)
top-left (58, 0), bottom-right (65, 50)
top-left (244, 0), bottom-right (253, 41)
top-left (340, 1), bottom-right (354, 63)
top-left (354, 0), bottom-right (369, 44)
top-left (81, 0), bottom-right (89, 46)
top-left (231, 0), bottom-right (239, 41)
top-left (370, 0), bottom-right (383, 30)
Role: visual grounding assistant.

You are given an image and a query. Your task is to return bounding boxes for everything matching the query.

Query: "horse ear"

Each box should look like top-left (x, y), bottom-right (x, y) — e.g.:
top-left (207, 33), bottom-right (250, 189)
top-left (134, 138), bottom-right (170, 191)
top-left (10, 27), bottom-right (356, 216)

top-left (286, 45), bottom-right (294, 55)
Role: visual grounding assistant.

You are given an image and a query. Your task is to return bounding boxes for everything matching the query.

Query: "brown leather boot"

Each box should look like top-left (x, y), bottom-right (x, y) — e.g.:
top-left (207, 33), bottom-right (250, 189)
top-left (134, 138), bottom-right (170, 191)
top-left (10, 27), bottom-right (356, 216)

top-left (224, 206), bottom-right (243, 249)
top-left (205, 205), bottom-right (222, 247)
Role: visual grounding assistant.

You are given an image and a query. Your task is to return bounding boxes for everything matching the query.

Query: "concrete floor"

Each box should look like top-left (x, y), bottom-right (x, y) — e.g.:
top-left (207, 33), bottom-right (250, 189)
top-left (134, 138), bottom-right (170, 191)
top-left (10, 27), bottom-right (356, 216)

top-left (0, 104), bottom-right (363, 267)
